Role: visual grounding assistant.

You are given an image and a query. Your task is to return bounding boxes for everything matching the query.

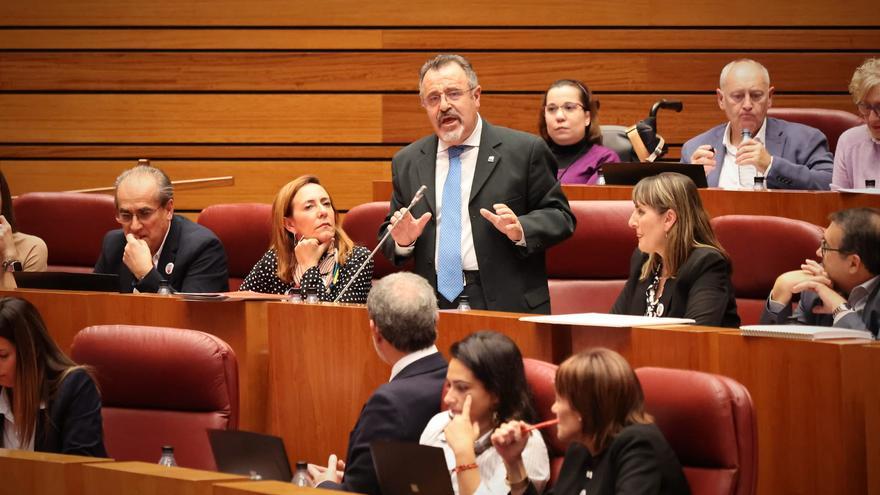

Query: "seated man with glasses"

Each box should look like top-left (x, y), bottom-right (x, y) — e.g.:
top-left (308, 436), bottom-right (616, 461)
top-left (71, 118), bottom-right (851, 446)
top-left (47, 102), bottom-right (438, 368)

top-left (681, 58), bottom-right (833, 190)
top-left (94, 163), bottom-right (229, 293)
top-left (379, 54), bottom-right (575, 314)
top-left (761, 208), bottom-right (880, 337)
top-left (832, 57), bottom-right (880, 190)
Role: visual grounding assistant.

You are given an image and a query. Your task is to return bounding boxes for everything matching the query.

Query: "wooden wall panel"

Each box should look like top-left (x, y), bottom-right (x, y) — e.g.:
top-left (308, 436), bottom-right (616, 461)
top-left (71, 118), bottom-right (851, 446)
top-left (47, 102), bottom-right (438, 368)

top-left (2, 160), bottom-right (391, 211)
top-left (2, 0), bottom-right (878, 26)
top-left (0, 52), bottom-right (867, 92)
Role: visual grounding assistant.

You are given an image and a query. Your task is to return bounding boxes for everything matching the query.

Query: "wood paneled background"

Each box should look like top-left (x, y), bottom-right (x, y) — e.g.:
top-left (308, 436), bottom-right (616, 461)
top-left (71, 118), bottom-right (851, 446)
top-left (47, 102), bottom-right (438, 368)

top-left (1, 0), bottom-right (878, 213)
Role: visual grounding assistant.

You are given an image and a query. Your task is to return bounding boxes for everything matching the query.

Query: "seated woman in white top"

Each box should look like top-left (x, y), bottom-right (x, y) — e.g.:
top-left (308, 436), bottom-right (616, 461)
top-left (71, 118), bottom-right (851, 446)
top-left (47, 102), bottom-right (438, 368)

top-left (419, 331), bottom-right (549, 495)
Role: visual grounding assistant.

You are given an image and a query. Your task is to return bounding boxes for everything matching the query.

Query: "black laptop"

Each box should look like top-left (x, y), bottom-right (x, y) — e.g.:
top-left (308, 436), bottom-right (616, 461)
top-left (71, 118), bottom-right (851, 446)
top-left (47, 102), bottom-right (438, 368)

top-left (208, 429), bottom-right (292, 482)
top-left (371, 440), bottom-right (455, 495)
top-left (12, 272), bottom-right (119, 292)
top-left (601, 162), bottom-right (709, 188)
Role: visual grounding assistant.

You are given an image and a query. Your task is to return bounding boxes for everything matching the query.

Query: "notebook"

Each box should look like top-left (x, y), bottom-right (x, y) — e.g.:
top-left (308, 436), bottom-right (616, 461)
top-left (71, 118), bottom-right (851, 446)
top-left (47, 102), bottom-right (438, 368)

top-left (601, 162), bottom-right (709, 188)
top-left (371, 440), bottom-right (455, 495)
top-left (208, 429), bottom-right (292, 481)
top-left (740, 324), bottom-right (873, 341)
top-left (12, 271), bottom-right (119, 292)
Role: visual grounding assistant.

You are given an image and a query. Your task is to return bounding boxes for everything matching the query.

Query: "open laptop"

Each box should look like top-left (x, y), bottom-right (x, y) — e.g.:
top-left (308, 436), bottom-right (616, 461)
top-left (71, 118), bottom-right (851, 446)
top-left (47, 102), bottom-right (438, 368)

top-left (208, 429), bottom-right (292, 481)
top-left (371, 440), bottom-right (455, 495)
top-left (601, 162), bottom-right (709, 188)
top-left (12, 272), bottom-right (119, 292)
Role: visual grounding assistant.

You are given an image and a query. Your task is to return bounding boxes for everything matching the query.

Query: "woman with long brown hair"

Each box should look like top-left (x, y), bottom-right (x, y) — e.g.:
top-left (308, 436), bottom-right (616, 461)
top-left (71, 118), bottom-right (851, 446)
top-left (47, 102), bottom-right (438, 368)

top-left (0, 297), bottom-right (106, 456)
top-left (240, 175), bottom-right (372, 302)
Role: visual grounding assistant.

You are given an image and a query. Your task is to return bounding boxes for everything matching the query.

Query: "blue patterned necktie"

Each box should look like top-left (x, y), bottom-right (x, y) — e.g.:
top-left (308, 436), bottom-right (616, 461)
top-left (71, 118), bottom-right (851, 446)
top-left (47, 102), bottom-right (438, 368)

top-left (437, 145), bottom-right (465, 302)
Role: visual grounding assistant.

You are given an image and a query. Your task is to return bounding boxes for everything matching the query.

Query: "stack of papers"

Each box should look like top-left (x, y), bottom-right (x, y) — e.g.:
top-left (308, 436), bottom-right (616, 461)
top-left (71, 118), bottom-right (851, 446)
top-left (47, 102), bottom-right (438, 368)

top-left (175, 291), bottom-right (291, 302)
top-left (740, 324), bottom-right (873, 340)
top-left (519, 313), bottom-right (695, 327)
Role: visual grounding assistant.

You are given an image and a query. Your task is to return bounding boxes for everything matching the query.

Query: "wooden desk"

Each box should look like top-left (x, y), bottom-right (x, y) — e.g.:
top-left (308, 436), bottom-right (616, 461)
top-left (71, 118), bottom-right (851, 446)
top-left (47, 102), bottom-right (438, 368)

top-left (0, 449), bottom-right (113, 495)
top-left (215, 481), bottom-right (349, 494)
top-left (1, 289), bottom-right (270, 432)
top-left (266, 303), bottom-right (558, 465)
top-left (83, 461), bottom-right (245, 495)
top-left (372, 181), bottom-right (880, 226)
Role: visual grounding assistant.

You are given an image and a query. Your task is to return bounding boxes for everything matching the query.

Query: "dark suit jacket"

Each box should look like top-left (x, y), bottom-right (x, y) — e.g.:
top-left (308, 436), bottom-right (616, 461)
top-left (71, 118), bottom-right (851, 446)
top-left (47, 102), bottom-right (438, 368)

top-left (0, 368), bottom-right (107, 457)
top-left (527, 424), bottom-right (690, 495)
top-left (320, 352), bottom-right (448, 495)
top-left (94, 214), bottom-right (229, 293)
top-left (612, 247), bottom-right (740, 328)
top-left (380, 119), bottom-right (575, 314)
top-left (680, 117), bottom-right (833, 190)
top-left (760, 278), bottom-right (880, 337)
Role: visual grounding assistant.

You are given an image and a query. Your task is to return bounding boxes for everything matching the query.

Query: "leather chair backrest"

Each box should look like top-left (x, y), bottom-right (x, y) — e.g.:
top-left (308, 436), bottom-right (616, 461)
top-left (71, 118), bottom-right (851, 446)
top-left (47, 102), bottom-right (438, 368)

top-left (12, 192), bottom-right (118, 272)
top-left (601, 125), bottom-right (639, 162)
top-left (343, 201), bottom-right (413, 278)
top-left (70, 325), bottom-right (239, 470)
top-left (522, 358), bottom-right (566, 486)
top-left (197, 203), bottom-right (272, 290)
top-left (548, 200), bottom-right (636, 314)
top-left (636, 367), bottom-right (757, 495)
top-left (767, 108), bottom-right (862, 153)
top-left (711, 215), bottom-right (823, 325)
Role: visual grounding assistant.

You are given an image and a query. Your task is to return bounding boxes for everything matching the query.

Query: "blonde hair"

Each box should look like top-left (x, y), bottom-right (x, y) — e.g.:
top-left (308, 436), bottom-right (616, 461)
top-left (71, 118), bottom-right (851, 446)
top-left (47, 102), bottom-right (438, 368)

top-left (849, 58), bottom-right (880, 104)
top-left (555, 348), bottom-right (652, 453)
top-left (632, 172), bottom-right (727, 280)
top-left (270, 175), bottom-right (354, 284)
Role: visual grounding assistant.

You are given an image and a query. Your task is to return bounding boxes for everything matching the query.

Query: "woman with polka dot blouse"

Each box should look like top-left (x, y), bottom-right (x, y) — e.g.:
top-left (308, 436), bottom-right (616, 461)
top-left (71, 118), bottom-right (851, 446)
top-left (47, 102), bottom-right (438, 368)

top-left (240, 175), bottom-right (372, 303)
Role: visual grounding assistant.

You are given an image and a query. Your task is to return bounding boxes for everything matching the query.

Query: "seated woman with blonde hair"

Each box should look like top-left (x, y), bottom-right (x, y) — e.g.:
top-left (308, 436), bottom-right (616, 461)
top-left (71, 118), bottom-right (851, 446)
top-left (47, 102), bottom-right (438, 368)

top-left (832, 57), bottom-right (880, 190)
top-left (0, 297), bottom-right (106, 456)
top-left (611, 172), bottom-right (740, 327)
top-left (241, 175), bottom-right (372, 302)
top-left (491, 348), bottom-right (689, 495)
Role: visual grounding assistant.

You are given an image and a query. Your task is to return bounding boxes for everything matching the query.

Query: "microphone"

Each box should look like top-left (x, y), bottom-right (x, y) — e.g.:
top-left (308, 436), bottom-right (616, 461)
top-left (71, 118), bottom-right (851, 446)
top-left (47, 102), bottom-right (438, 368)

top-left (333, 185), bottom-right (428, 303)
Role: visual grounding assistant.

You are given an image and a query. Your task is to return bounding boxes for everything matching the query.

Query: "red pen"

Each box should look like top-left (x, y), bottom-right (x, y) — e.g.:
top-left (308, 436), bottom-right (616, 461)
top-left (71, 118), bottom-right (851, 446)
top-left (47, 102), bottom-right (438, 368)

top-left (524, 418), bottom-right (559, 432)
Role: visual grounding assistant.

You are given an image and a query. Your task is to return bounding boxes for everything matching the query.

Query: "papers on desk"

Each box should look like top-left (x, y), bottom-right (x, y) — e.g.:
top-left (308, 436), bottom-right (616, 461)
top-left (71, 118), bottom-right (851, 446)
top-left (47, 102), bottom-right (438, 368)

top-left (519, 313), bottom-right (695, 327)
top-left (837, 187), bottom-right (880, 195)
top-left (740, 324), bottom-right (873, 340)
top-left (175, 291), bottom-right (291, 302)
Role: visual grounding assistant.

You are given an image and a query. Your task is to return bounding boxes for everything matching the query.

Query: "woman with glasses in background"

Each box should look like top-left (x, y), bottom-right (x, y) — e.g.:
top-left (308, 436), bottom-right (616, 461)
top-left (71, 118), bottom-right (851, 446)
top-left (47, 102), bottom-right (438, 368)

top-left (539, 79), bottom-right (620, 185)
top-left (832, 58), bottom-right (880, 190)
top-left (0, 170), bottom-right (47, 289)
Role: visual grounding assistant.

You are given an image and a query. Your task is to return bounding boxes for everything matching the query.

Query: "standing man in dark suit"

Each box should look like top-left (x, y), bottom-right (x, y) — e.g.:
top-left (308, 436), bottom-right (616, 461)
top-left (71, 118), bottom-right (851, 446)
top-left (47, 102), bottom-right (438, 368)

top-left (381, 54), bottom-right (575, 314)
top-left (761, 208), bottom-right (880, 336)
top-left (312, 272), bottom-right (448, 494)
top-left (94, 163), bottom-right (229, 293)
top-left (681, 58), bottom-right (833, 190)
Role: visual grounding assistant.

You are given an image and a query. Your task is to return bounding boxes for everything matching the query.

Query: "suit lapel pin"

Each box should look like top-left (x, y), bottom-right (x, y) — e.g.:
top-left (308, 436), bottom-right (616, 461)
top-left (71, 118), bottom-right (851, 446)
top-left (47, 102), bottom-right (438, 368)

top-left (165, 262), bottom-right (174, 275)
top-left (488, 156), bottom-right (495, 163)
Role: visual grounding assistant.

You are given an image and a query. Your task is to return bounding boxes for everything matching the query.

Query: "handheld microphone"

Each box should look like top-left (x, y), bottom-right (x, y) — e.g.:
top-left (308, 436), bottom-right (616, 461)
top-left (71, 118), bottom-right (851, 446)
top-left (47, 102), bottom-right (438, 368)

top-left (332, 185), bottom-right (428, 303)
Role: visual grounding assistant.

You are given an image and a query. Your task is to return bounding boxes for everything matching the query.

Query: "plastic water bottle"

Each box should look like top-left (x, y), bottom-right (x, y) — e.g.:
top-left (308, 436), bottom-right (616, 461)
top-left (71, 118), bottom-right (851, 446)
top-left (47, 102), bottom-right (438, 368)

top-left (596, 167), bottom-right (606, 185)
top-left (291, 461), bottom-right (312, 487)
top-left (286, 286), bottom-right (303, 303)
top-left (158, 445), bottom-right (177, 467)
top-left (752, 176), bottom-right (767, 191)
top-left (457, 295), bottom-right (472, 311)
top-left (157, 280), bottom-right (173, 296)
top-left (305, 288), bottom-right (320, 304)
top-left (738, 128), bottom-right (757, 188)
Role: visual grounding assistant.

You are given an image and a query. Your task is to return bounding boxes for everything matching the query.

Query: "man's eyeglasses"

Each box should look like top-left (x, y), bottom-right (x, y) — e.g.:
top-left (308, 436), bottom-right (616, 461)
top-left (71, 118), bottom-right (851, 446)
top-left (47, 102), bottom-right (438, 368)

top-left (544, 102), bottom-right (585, 115)
top-left (820, 239), bottom-right (848, 257)
top-left (856, 102), bottom-right (880, 119)
top-left (116, 207), bottom-right (160, 225)
top-left (421, 87), bottom-right (475, 108)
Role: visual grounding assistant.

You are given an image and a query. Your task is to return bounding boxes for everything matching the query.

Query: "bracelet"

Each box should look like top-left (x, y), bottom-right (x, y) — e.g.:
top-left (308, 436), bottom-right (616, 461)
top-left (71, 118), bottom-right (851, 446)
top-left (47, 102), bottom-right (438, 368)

top-left (505, 475), bottom-right (529, 489)
top-left (451, 463), bottom-right (478, 474)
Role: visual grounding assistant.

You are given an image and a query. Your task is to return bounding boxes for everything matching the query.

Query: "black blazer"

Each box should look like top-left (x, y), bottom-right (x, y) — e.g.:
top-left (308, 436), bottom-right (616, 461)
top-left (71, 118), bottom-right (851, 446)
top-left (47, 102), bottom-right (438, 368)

top-left (529, 424), bottom-right (690, 495)
top-left (94, 214), bottom-right (229, 293)
top-left (0, 368), bottom-right (107, 457)
top-left (379, 119), bottom-right (575, 314)
top-left (612, 247), bottom-right (740, 328)
top-left (319, 352), bottom-right (448, 495)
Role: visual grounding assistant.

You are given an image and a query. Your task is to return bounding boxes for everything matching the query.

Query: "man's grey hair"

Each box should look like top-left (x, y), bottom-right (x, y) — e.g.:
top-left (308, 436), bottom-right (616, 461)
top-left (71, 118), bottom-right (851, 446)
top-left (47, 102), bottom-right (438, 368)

top-left (719, 59), bottom-right (771, 88)
top-left (367, 272), bottom-right (438, 353)
top-left (114, 162), bottom-right (174, 208)
top-left (418, 54), bottom-right (479, 96)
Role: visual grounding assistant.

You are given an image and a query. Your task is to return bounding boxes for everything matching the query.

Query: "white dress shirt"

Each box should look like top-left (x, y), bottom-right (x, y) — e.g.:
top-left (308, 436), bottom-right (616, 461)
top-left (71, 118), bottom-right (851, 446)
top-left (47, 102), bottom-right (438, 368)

top-left (389, 345), bottom-right (440, 382)
top-left (0, 388), bottom-right (43, 451)
top-left (718, 118), bottom-right (770, 190)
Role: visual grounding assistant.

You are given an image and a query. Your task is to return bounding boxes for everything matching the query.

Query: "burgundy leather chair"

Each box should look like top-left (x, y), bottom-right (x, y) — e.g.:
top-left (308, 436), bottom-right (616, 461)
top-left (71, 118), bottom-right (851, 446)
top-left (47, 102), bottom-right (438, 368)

top-left (12, 192), bottom-right (118, 272)
top-left (197, 203), bottom-right (272, 290)
top-left (522, 358), bottom-right (565, 487)
top-left (767, 108), bottom-right (863, 153)
top-left (636, 367), bottom-right (757, 495)
top-left (546, 200), bottom-right (637, 314)
top-left (711, 215), bottom-right (823, 325)
top-left (70, 325), bottom-right (239, 470)
top-left (342, 201), bottom-right (413, 279)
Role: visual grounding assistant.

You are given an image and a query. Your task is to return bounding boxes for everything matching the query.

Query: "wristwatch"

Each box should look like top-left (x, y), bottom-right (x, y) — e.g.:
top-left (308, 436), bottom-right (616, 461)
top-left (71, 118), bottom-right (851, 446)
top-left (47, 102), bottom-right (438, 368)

top-left (831, 302), bottom-right (852, 318)
top-left (2, 260), bottom-right (22, 272)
